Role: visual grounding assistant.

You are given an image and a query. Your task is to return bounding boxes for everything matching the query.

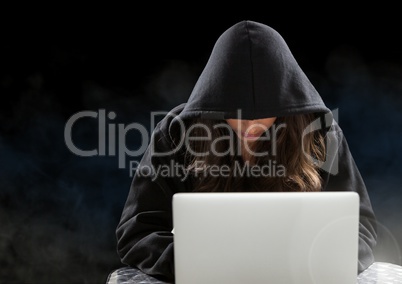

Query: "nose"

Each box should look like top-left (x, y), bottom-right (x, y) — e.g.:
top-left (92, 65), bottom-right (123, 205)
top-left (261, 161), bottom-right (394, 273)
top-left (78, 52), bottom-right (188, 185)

top-left (244, 121), bottom-right (261, 134)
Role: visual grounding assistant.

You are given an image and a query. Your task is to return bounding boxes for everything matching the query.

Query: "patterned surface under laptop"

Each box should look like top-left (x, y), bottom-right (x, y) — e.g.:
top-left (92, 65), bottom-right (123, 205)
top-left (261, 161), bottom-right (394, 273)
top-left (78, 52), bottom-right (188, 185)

top-left (107, 261), bottom-right (402, 284)
top-left (356, 262), bottom-right (402, 283)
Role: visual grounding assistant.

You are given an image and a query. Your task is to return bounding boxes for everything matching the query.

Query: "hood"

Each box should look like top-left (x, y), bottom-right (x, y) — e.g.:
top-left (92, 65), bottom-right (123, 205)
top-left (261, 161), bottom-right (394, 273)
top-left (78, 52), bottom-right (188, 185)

top-left (177, 20), bottom-right (331, 121)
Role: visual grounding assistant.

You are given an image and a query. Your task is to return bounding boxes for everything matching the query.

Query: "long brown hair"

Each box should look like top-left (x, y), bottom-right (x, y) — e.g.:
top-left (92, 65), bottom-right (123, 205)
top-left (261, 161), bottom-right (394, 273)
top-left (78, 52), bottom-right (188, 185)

top-left (183, 113), bottom-right (326, 192)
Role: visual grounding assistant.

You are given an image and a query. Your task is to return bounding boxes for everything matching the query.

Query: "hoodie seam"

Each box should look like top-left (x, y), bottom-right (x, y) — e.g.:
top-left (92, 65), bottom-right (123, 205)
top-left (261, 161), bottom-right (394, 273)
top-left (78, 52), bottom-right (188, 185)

top-left (245, 21), bottom-right (256, 115)
top-left (183, 102), bottom-right (327, 112)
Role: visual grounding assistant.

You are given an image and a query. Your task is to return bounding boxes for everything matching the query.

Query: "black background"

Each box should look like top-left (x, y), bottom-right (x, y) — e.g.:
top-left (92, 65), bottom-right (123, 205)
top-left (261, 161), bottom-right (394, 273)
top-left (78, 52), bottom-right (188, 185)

top-left (1, 9), bottom-right (402, 283)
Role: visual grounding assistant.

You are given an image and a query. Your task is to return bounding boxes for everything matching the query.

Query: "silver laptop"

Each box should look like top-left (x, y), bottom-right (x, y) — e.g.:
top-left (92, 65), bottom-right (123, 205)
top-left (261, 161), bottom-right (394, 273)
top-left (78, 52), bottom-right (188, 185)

top-left (172, 191), bottom-right (360, 284)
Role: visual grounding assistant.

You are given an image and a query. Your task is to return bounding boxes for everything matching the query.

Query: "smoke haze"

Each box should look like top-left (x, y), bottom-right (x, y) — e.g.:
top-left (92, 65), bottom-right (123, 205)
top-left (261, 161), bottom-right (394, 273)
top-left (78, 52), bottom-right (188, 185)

top-left (1, 13), bottom-right (401, 283)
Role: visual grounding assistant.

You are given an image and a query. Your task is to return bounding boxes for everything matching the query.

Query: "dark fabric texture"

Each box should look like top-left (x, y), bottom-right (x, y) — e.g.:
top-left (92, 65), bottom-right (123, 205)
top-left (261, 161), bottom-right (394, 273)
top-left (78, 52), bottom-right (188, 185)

top-left (115, 20), bottom-right (377, 281)
top-left (177, 20), bottom-right (329, 121)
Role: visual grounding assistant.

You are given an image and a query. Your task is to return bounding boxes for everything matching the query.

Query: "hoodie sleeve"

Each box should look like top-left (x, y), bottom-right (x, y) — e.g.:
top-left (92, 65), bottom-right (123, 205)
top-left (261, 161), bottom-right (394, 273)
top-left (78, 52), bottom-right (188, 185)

top-left (322, 126), bottom-right (377, 273)
top-left (115, 119), bottom-right (184, 282)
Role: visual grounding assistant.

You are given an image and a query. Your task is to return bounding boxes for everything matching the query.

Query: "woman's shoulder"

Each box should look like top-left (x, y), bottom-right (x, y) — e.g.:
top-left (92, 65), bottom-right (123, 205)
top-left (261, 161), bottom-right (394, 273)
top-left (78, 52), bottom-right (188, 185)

top-left (328, 120), bottom-right (345, 140)
top-left (150, 103), bottom-right (187, 149)
top-left (155, 103), bottom-right (186, 132)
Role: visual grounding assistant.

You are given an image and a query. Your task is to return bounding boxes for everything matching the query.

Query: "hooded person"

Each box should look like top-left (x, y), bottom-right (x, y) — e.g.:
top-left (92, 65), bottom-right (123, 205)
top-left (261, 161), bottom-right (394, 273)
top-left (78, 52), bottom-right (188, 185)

top-left (115, 20), bottom-right (377, 281)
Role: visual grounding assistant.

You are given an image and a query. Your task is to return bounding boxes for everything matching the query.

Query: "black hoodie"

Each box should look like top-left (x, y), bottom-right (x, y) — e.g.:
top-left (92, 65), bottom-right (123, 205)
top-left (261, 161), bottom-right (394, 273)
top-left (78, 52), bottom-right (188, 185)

top-left (116, 20), bottom-right (377, 281)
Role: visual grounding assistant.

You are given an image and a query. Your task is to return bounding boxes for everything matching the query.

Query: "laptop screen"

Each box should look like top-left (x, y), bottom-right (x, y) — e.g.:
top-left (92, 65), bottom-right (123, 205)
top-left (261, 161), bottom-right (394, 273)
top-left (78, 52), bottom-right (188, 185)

top-left (173, 192), bottom-right (359, 284)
